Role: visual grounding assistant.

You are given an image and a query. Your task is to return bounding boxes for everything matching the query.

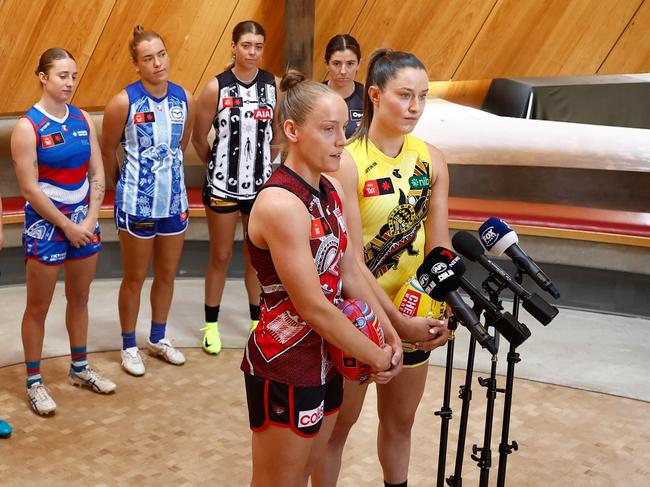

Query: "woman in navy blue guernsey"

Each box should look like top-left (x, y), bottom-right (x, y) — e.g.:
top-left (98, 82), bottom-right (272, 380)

top-left (101, 27), bottom-right (194, 377)
top-left (11, 48), bottom-right (116, 416)
top-left (323, 34), bottom-right (364, 139)
top-left (192, 20), bottom-right (279, 355)
top-left (242, 69), bottom-right (402, 486)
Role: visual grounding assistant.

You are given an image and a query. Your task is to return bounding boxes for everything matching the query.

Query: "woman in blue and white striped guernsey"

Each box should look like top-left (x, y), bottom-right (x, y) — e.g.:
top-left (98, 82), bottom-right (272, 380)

top-left (101, 26), bottom-right (194, 377)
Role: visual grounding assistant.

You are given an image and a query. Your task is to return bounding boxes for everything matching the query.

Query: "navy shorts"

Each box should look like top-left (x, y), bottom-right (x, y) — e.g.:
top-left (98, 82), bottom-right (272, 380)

top-left (115, 207), bottom-right (189, 238)
top-left (244, 373), bottom-right (343, 437)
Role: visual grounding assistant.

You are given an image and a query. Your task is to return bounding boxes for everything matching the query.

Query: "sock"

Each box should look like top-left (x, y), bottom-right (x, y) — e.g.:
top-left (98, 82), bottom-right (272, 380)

top-left (384, 482), bottom-right (407, 487)
top-left (70, 346), bottom-right (88, 372)
top-left (149, 322), bottom-right (166, 344)
top-left (26, 360), bottom-right (42, 388)
top-left (121, 331), bottom-right (137, 350)
top-left (249, 304), bottom-right (261, 321)
top-left (205, 305), bottom-right (220, 323)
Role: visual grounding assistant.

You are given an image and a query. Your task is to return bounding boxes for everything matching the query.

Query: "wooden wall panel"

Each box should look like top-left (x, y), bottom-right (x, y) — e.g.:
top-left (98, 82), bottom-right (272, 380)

top-left (312, 0), bottom-right (369, 82)
top-left (0, 0), bottom-right (115, 114)
top-left (195, 0), bottom-right (285, 95)
top-left (428, 80), bottom-right (493, 108)
top-left (349, 0), bottom-right (496, 82)
top-left (599, 0), bottom-right (650, 74)
top-left (454, 0), bottom-right (642, 80)
top-left (73, 0), bottom-right (238, 110)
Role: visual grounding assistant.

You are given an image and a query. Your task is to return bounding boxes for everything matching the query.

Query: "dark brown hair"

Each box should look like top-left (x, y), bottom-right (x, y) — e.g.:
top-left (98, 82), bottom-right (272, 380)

top-left (324, 34), bottom-right (361, 63)
top-left (35, 48), bottom-right (75, 76)
top-left (232, 20), bottom-right (266, 43)
top-left (351, 49), bottom-right (426, 143)
top-left (129, 25), bottom-right (165, 61)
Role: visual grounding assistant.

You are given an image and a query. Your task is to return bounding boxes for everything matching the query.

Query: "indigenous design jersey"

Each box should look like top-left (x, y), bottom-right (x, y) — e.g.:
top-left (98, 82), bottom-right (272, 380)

top-left (322, 81), bottom-right (363, 139)
top-left (21, 104), bottom-right (93, 241)
top-left (206, 69), bottom-right (276, 201)
top-left (242, 165), bottom-right (348, 387)
top-left (348, 135), bottom-right (431, 299)
top-left (116, 80), bottom-right (188, 218)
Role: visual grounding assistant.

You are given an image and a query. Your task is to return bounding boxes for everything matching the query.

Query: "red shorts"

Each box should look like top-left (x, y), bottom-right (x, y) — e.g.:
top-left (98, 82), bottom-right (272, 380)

top-left (244, 373), bottom-right (343, 437)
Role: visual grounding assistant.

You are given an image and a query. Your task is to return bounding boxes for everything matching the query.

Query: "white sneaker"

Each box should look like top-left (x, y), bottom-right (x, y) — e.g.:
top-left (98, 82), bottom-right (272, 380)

top-left (121, 347), bottom-right (146, 376)
top-left (69, 367), bottom-right (117, 394)
top-left (27, 383), bottom-right (56, 416)
top-left (147, 338), bottom-right (185, 365)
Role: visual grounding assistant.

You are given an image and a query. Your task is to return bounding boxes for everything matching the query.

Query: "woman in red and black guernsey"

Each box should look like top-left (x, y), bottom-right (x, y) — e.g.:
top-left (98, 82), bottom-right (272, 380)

top-left (242, 70), bottom-right (403, 486)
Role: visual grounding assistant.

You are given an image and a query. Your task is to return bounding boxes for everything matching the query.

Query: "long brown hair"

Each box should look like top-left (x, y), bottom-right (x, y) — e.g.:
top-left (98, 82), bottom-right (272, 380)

top-left (351, 49), bottom-right (426, 143)
top-left (324, 34), bottom-right (361, 63)
top-left (227, 20), bottom-right (266, 69)
top-left (35, 48), bottom-right (75, 76)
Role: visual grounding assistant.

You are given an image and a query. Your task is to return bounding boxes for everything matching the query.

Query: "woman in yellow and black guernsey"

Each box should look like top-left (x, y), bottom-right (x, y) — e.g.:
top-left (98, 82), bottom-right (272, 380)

top-left (313, 49), bottom-right (451, 487)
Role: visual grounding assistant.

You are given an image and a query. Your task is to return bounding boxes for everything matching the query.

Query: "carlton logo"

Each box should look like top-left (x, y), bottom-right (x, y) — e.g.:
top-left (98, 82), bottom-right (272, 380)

top-left (253, 108), bottom-right (272, 120)
top-left (480, 226), bottom-right (498, 247)
top-left (298, 401), bottom-right (325, 429)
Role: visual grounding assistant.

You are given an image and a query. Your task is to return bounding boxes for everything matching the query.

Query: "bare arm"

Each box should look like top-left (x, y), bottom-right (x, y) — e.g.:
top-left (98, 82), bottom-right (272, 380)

top-left (191, 77), bottom-right (219, 164)
top-left (180, 88), bottom-right (195, 152)
top-left (249, 187), bottom-right (392, 372)
top-left (100, 90), bottom-right (129, 188)
top-left (424, 143), bottom-right (452, 252)
top-left (11, 119), bottom-right (92, 247)
top-left (81, 110), bottom-right (105, 232)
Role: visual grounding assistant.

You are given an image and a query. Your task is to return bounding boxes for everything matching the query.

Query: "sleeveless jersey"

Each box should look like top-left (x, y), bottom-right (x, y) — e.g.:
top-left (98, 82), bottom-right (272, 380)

top-left (116, 80), bottom-right (189, 218)
top-left (348, 135), bottom-right (432, 299)
top-left (21, 104), bottom-right (92, 241)
top-left (322, 81), bottom-right (364, 138)
top-left (206, 69), bottom-right (276, 201)
top-left (242, 165), bottom-right (348, 387)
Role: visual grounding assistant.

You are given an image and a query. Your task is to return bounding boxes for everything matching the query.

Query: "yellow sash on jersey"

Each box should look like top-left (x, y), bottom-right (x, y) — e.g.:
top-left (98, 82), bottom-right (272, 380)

top-left (347, 135), bottom-right (432, 299)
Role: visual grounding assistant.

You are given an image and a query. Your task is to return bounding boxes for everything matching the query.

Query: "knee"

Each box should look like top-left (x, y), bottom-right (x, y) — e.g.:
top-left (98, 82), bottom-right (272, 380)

top-left (379, 412), bottom-right (416, 437)
top-left (23, 304), bottom-right (50, 325)
top-left (66, 289), bottom-right (90, 308)
top-left (121, 275), bottom-right (145, 294)
top-left (209, 249), bottom-right (232, 270)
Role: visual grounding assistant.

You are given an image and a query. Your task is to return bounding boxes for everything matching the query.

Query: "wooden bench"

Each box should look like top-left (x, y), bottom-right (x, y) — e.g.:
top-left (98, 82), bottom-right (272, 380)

top-left (3, 192), bottom-right (649, 248)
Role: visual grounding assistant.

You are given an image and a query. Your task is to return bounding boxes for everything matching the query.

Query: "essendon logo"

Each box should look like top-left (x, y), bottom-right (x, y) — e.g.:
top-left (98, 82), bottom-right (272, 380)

top-left (134, 112), bottom-right (155, 124)
top-left (223, 97), bottom-right (243, 108)
top-left (310, 218), bottom-right (325, 239)
top-left (41, 132), bottom-right (65, 148)
top-left (253, 108), bottom-right (273, 120)
top-left (363, 177), bottom-right (394, 197)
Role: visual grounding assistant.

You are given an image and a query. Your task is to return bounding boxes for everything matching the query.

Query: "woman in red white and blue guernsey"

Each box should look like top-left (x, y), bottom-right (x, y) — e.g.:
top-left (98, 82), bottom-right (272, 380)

top-left (241, 69), bottom-right (403, 486)
top-left (11, 48), bottom-right (116, 417)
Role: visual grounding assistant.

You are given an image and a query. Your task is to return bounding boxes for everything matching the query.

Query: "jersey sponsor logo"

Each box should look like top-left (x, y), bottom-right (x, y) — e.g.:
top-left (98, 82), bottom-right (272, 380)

top-left (364, 162), bottom-right (378, 174)
top-left (253, 108), bottom-right (273, 120)
top-left (222, 97), bottom-right (243, 108)
top-left (363, 178), bottom-right (394, 197)
top-left (398, 289), bottom-right (422, 317)
top-left (310, 218), bottom-right (326, 239)
top-left (41, 132), bottom-right (65, 148)
top-left (342, 357), bottom-right (358, 368)
top-left (298, 401), bottom-right (324, 429)
top-left (133, 112), bottom-right (155, 124)
top-left (72, 130), bottom-right (88, 137)
top-left (170, 106), bottom-right (184, 122)
top-left (350, 109), bottom-right (363, 120)
top-left (409, 174), bottom-right (430, 189)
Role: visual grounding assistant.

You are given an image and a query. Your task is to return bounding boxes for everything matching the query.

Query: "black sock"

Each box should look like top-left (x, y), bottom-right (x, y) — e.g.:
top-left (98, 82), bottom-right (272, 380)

top-left (205, 305), bottom-right (220, 323)
top-left (384, 482), bottom-right (407, 487)
top-left (249, 304), bottom-right (261, 321)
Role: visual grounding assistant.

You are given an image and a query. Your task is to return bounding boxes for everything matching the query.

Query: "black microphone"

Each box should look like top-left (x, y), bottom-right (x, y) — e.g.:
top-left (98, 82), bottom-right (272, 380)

top-left (416, 247), bottom-right (498, 355)
top-left (458, 276), bottom-right (531, 348)
top-left (479, 217), bottom-right (560, 299)
top-left (452, 231), bottom-right (559, 326)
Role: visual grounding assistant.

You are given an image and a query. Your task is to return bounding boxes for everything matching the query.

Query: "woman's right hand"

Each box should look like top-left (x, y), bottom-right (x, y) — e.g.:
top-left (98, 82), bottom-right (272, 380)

top-left (371, 343), bottom-right (394, 373)
top-left (62, 221), bottom-right (94, 248)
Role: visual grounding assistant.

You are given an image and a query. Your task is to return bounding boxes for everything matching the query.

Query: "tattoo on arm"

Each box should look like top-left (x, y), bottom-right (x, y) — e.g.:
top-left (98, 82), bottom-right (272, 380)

top-left (91, 180), bottom-right (105, 202)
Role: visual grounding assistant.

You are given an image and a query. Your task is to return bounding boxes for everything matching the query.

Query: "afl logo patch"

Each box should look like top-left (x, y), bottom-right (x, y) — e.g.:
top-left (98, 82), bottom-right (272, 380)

top-left (170, 106), bottom-right (184, 122)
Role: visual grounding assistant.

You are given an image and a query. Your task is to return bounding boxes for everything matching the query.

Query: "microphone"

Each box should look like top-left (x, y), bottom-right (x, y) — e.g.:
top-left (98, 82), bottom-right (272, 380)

top-left (479, 217), bottom-right (560, 299)
top-left (452, 231), bottom-right (559, 326)
top-left (458, 276), bottom-right (531, 348)
top-left (416, 247), bottom-right (498, 355)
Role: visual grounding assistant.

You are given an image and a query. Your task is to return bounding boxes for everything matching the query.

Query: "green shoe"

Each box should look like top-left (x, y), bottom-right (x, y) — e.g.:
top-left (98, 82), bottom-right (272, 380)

top-left (249, 319), bottom-right (259, 335)
top-left (201, 322), bottom-right (222, 355)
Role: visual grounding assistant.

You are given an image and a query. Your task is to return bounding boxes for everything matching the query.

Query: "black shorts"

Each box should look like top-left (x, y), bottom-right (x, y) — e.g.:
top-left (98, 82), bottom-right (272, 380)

top-left (244, 373), bottom-right (343, 437)
top-left (202, 185), bottom-right (254, 215)
top-left (402, 347), bottom-right (431, 368)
